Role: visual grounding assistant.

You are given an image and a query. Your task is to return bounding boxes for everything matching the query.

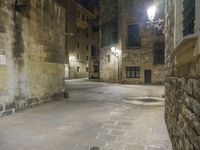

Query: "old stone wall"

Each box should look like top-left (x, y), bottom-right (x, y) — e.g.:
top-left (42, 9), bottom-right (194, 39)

top-left (100, 0), bottom-right (165, 84)
top-left (165, 0), bottom-right (200, 149)
top-left (99, 0), bottom-right (122, 83)
top-left (0, 0), bottom-right (65, 117)
top-left (121, 0), bottom-right (165, 85)
top-left (66, 1), bottom-right (95, 79)
top-left (89, 18), bottom-right (100, 79)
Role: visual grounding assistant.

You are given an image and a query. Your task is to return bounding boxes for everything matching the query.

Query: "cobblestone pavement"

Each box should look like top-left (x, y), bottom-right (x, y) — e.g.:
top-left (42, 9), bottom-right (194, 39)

top-left (0, 79), bottom-right (172, 150)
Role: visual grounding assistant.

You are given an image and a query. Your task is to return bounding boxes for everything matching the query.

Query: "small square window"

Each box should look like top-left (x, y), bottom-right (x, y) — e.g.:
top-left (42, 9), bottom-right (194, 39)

top-left (126, 67), bottom-right (140, 78)
top-left (91, 46), bottom-right (98, 57)
top-left (107, 55), bottom-right (110, 62)
top-left (77, 10), bottom-right (80, 18)
top-left (86, 67), bottom-right (89, 72)
top-left (86, 56), bottom-right (89, 61)
top-left (77, 54), bottom-right (80, 60)
top-left (92, 25), bottom-right (99, 32)
top-left (77, 66), bottom-right (80, 72)
top-left (82, 14), bottom-right (85, 21)
top-left (94, 65), bottom-right (99, 73)
top-left (77, 43), bottom-right (79, 48)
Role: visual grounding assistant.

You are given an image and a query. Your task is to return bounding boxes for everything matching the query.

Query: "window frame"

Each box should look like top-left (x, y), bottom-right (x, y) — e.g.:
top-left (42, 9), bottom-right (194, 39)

top-left (174, 0), bottom-right (199, 47)
top-left (153, 42), bottom-right (165, 65)
top-left (127, 24), bottom-right (141, 48)
top-left (183, 0), bottom-right (195, 36)
top-left (126, 67), bottom-right (140, 78)
top-left (77, 66), bottom-right (80, 72)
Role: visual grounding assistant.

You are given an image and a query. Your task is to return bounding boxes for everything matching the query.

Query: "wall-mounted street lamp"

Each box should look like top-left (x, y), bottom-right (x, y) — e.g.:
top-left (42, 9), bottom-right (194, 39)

top-left (147, 5), bottom-right (165, 32)
top-left (111, 47), bottom-right (119, 58)
top-left (111, 46), bottom-right (120, 83)
top-left (69, 56), bottom-right (76, 61)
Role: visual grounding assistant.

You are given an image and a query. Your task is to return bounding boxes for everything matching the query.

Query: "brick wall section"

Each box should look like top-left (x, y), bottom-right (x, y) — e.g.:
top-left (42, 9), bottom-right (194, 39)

top-left (165, 0), bottom-right (200, 149)
top-left (0, 0), bottom-right (65, 117)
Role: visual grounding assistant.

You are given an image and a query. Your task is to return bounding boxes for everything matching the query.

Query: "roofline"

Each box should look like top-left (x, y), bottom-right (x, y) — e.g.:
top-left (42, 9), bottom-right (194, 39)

top-left (72, 0), bottom-right (96, 18)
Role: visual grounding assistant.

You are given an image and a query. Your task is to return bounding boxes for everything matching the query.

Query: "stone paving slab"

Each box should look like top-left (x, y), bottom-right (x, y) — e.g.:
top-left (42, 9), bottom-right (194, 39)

top-left (0, 80), bottom-right (172, 150)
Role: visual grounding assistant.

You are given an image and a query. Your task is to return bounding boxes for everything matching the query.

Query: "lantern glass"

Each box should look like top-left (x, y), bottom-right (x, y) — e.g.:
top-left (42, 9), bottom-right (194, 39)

top-left (147, 6), bottom-right (156, 21)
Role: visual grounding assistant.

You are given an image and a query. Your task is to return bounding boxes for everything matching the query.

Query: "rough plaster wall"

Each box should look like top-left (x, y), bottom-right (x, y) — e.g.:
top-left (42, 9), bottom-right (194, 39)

top-left (165, 0), bottom-right (200, 149)
top-left (0, 0), bottom-right (65, 113)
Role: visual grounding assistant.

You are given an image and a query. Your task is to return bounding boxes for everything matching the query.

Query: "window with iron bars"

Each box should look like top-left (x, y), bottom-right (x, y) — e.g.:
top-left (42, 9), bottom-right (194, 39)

top-left (183, 0), bottom-right (195, 36)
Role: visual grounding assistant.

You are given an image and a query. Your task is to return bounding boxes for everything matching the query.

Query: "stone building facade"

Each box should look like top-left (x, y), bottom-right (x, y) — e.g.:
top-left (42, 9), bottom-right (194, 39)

top-left (165, 0), bottom-right (200, 149)
top-left (88, 5), bottom-right (100, 79)
top-left (100, 0), bottom-right (165, 84)
top-left (75, 0), bottom-right (100, 79)
top-left (0, 0), bottom-right (65, 116)
top-left (63, 0), bottom-right (100, 79)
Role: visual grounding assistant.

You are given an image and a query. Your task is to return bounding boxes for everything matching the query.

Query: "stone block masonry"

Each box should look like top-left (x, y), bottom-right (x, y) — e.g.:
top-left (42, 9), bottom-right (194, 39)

top-left (0, 0), bottom-right (66, 117)
top-left (165, 0), bottom-right (200, 149)
top-left (99, 0), bottom-right (165, 84)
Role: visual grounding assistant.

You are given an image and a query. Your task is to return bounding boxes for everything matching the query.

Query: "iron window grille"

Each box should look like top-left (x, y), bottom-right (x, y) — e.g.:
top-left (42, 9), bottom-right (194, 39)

top-left (126, 67), bottom-right (140, 78)
top-left (183, 0), bottom-right (195, 36)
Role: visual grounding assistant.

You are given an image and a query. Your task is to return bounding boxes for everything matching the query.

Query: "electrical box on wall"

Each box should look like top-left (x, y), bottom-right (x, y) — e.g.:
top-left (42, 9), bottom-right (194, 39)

top-left (0, 55), bottom-right (6, 65)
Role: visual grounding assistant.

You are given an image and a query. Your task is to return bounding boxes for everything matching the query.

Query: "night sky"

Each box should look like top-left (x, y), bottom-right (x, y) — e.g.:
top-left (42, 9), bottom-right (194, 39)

top-left (75, 0), bottom-right (99, 7)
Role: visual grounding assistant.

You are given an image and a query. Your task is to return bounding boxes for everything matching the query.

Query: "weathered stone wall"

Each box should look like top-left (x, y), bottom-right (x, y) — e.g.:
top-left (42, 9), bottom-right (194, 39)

top-left (165, 0), bottom-right (200, 149)
top-left (99, 0), bottom-right (122, 83)
top-left (121, 0), bottom-right (165, 84)
top-left (89, 18), bottom-right (100, 79)
top-left (66, 1), bottom-right (95, 79)
top-left (0, 0), bottom-right (65, 117)
top-left (100, 0), bottom-right (165, 84)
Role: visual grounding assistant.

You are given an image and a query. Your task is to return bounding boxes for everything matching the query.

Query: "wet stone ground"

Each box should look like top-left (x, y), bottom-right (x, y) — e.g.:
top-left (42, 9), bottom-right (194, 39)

top-left (0, 79), bottom-right (172, 150)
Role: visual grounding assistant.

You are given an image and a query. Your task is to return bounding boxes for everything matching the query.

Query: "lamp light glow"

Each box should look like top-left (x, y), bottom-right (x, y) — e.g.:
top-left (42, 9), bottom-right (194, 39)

top-left (147, 6), bottom-right (156, 21)
top-left (111, 47), bottom-right (116, 53)
top-left (69, 56), bottom-right (75, 61)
